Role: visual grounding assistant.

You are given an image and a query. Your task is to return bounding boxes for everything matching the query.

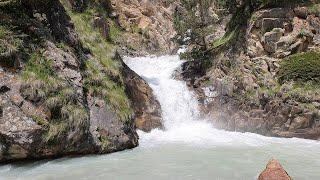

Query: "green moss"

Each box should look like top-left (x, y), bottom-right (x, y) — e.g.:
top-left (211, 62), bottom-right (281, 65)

top-left (0, 0), bottom-right (20, 7)
top-left (212, 29), bottom-right (237, 49)
top-left (56, 42), bottom-right (72, 52)
top-left (66, 7), bottom-right (120, 76)
top-left (308, 3), bottom-right (320, 16)
top-left (109, 21), bottom-right (122, 43)
top-left (22, 52), bottom-right (55, 81)
top-left (22, 51), bottom-right (90, 143)
top-left (278, 51), bottom-right (320, 83)
top-left (84, 61), bottom-right (132, 121)
top-left (45, 87), bottom-right (77, 111)
top-left (0, 26), bottom-right (9, 39)
top-left (99, 135), bottom-right (111, 150)
top-left (255, 0), bottom-right (311, 8)
top-left (44, 122), bottom-right (68, 142)
top-left (280, 81), bottom-right (320, 103)
top-left (61, 105), bottom-right (89, 127)
top-left (31, 115), bottom-right (49, 127)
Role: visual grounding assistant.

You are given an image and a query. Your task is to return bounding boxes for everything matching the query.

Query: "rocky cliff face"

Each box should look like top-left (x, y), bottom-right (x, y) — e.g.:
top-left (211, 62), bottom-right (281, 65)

top-left (0, 0), bottom-right (163, 162)
top-left (107, 0), bottom-right (179, 55)
top-left (181, 1), bottom-right (320, 140)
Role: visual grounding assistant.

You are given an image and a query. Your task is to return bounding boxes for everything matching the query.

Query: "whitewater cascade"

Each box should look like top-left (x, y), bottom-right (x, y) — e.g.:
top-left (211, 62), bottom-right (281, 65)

top-left (123, 55), bottom-right (318, 147)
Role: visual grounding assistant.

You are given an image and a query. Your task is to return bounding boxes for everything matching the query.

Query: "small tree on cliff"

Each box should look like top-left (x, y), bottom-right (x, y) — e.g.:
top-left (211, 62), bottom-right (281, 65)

top-left (174, 0), bottom-right (215, 51)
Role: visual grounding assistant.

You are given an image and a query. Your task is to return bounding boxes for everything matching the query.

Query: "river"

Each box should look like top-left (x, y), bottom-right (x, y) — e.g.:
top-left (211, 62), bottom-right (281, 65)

top-left (0, 55), bottom-right (319, 180)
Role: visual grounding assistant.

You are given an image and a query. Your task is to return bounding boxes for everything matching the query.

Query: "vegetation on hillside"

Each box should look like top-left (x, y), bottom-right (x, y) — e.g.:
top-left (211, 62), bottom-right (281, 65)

top-left (61, 0), bottom-right (133, 121)
top-left (0, 0), bottom-right (133, 145)
top-left (21, 51), bottom-right (89, 143)
top-left (174, 0), bottom-right (215, 50)
top-left (278, 51), bottom-right (320, 83)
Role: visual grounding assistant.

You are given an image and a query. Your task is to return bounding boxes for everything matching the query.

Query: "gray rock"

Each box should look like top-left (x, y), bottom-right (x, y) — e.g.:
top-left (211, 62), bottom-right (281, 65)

top-left (262, 18), bottom-right (288, 32)
top-left (118, 53), bottom-right (163, 132)
top-left (262, 29), bottom-right (284, 53)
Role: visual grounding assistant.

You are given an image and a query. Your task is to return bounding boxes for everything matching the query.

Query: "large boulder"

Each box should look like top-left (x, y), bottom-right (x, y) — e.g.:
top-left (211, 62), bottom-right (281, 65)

top-left (0, 0), bottom-right (140, 162)
top-left (118, 53), bottom-right (163, 132)
top-left (258, 159), bottom-right (292, 180)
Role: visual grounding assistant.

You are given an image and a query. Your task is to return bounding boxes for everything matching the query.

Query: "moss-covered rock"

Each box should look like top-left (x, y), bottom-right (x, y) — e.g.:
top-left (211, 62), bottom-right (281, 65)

top-left (0, 0), bottom-right (139, 162)
top-left (278, 51), bottom-right (320, 83)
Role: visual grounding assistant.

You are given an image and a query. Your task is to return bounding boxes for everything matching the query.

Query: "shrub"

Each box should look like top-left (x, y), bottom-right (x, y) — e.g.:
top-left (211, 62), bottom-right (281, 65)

top-left (308, 3), bottom-right (320, 16)
top-left (0, 25), bottom-right (23, 66)
top-left (278, 51), bottom-right (320, 83)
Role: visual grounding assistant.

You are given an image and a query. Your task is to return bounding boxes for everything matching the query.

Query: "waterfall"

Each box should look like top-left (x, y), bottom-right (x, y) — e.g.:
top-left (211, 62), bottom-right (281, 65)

top-left (123, 55), bottom-right (317, 147)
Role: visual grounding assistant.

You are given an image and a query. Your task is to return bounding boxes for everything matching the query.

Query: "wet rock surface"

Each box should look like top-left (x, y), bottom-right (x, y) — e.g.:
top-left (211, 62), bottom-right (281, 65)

top-left (119, 54), bottom-right (163, 132)
top-left (258, 159), bottom-right (292, 180)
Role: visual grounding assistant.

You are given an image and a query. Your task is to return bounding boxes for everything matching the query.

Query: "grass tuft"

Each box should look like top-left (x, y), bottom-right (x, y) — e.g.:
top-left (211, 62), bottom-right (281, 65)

top-left (212, 29), bottom-right (237, 49)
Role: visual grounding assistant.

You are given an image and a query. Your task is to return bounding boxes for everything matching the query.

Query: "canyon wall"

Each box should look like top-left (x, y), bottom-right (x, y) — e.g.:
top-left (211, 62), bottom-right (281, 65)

top-left (180, 0), bottom-right (320, 140)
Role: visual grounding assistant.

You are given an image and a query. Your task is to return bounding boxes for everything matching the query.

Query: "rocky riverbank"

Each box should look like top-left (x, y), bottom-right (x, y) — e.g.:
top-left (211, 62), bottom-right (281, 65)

top-left (179, 1), bottom-right (320, 140)
top-left (0, 0), bottom-right (168, 162)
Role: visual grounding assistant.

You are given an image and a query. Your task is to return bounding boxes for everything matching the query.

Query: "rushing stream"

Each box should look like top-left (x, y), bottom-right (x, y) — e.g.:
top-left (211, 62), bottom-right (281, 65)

top-left (1, 55), bottom-right (320, 180)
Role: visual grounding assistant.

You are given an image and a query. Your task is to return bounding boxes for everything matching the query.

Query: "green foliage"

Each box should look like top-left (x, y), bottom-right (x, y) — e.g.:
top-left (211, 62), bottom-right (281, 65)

top-left (251, 0), bottom-right (311, 8)
top-left (174, 0), bottom-right (215, 47)
top-left (0, 25), bottom-right (23, 56)
top-left (22, 51), bottom-right (89, 143)
top-left (212, 29), bottom-right (237, 48)
top-left (109, 21), bottom-right (122, 43)
top-left (32, 115), bottom-right (49, 127)
top-left (283, 81), bottom-right (320, 103)
top-left (308, 3), bottom-right (320, 16)
top-left (61, 104), bottom-right (89, 128)
top-left (65, 7), bottom-right (120, 76)
top-left (44, 122), bottom-right (68, 142)
top-left (62, 1), bottom-right (133, 121)
top-left (84, 61), bottom-right (132, 121)
top-left (278, 51), bottom-right (320, 83)
top-left (216, 0), bottom-right (227, 7)
top-left (98, 132), bottom-right (111, 150)
top-left (0, 0), bottom-right (20, 7)
top-left (22, 52), bottom-right (55, 82)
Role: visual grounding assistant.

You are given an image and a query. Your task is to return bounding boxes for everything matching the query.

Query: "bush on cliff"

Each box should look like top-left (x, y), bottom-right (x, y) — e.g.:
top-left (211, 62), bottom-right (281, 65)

top-left (278, 51), bottom-right (320, 84)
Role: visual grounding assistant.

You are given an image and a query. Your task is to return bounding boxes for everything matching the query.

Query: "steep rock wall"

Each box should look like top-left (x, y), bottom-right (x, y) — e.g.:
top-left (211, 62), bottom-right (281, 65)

top-left (181, 1), bottom-right (320, 140)
top-left (107, 0), bottom-right (179, 55)
top-left (0, 0), bottom-right (163, 162)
